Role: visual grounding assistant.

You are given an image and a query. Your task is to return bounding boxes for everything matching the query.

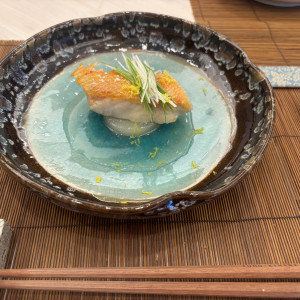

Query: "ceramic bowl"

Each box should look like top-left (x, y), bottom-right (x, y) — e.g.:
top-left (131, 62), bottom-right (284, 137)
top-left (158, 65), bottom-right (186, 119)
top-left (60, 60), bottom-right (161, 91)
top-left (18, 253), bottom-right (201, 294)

top-left (0, 12), bottom-right (275, 218)
top-left (254, 0), bottom-right (300, 7)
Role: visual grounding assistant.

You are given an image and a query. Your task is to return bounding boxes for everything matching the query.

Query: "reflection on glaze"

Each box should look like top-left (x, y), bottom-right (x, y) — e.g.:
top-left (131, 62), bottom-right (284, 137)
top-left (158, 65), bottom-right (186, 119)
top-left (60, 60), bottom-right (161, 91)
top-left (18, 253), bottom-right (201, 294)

top-left (24, 51), bottom-right (235, 201)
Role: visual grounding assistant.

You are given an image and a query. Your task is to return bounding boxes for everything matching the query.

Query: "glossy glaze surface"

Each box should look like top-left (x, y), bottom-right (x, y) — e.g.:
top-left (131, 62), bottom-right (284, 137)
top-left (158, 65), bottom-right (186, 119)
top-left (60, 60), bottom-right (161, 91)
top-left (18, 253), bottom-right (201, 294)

top-left (25, 51), bottom-right (235, 201)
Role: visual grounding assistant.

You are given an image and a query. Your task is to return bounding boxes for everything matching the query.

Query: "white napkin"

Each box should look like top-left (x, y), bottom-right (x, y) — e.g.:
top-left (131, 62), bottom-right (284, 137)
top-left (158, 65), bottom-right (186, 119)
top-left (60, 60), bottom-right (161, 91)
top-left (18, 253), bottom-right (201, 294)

top-left (0, 0), bottom-right (194, 40)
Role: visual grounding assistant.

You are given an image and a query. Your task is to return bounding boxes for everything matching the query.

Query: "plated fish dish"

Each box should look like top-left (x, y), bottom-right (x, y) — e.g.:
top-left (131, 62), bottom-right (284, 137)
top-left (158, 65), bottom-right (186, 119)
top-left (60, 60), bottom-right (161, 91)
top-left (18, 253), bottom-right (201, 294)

top-left (24, 50), bottom-right (235, 201)
top-left (71, 54), bottom-right (193, 137)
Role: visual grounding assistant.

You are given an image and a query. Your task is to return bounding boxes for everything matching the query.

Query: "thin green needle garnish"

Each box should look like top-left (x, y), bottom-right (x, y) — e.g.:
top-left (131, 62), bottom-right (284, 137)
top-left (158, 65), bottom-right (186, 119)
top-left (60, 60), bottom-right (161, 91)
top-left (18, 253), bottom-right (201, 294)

top-left (106, 53), bottom-right (176, 120)
top-left (189, 127), bottom-right (204, 136)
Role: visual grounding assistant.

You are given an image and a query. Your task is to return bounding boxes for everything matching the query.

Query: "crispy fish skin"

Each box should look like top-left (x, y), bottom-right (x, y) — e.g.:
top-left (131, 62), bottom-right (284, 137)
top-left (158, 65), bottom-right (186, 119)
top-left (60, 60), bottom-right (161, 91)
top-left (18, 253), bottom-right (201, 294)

top-left (71, 64), bottom-right (193, 124)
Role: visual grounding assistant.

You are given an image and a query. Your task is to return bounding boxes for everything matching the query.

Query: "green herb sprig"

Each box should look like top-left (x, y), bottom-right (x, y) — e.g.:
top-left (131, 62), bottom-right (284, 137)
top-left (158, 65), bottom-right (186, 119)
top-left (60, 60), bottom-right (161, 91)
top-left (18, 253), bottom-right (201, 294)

top-left (105, 54), bottom-right (176, 120)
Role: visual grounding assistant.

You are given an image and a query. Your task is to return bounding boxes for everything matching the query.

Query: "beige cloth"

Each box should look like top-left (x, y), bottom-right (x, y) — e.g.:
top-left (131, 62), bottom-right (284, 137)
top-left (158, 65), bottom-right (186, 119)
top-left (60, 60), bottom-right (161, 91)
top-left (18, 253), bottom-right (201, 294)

top-left (0, 0), bottom-right (195, 40)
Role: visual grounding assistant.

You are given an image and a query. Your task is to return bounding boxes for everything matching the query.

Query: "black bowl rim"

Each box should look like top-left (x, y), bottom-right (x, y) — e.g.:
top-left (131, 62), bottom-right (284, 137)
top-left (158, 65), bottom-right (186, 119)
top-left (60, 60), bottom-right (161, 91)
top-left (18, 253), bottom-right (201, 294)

top-left (0, 11), bottom-right (275, 216)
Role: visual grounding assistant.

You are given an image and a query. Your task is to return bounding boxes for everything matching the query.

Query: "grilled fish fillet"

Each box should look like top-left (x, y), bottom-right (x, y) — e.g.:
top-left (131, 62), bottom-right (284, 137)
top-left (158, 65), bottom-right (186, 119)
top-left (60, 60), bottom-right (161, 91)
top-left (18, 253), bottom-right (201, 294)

top-left (71, 63), bottom-right (193, 124)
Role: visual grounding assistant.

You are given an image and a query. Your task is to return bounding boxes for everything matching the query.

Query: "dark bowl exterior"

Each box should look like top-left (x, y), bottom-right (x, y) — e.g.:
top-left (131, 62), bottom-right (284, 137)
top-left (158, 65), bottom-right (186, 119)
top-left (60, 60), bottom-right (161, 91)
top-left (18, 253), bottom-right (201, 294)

top-left (0, 12), bottom-right (275, 218)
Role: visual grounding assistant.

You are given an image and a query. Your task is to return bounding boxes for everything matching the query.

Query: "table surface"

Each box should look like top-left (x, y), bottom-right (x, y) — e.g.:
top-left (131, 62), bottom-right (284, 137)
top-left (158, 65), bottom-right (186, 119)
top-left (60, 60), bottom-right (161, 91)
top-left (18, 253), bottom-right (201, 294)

top-left (0, 1), bottom-right (299, 299)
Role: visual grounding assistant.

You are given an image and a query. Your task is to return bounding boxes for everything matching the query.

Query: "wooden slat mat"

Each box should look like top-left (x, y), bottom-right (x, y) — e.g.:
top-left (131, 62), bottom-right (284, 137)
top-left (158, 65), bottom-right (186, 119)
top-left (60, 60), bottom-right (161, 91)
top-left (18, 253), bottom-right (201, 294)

top-left (0, 1), bottom-right (300, 297)
top-left (191, 0), bottom-right (300, 66)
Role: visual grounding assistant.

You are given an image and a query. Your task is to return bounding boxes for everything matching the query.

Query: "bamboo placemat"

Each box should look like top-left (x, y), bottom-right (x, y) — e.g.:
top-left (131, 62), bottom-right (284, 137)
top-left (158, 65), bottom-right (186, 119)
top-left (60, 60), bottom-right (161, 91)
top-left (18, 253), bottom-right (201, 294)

top-left (0, 1), bottom-right (300, 299)
top-left (191, 0), bottom-right (300, 66)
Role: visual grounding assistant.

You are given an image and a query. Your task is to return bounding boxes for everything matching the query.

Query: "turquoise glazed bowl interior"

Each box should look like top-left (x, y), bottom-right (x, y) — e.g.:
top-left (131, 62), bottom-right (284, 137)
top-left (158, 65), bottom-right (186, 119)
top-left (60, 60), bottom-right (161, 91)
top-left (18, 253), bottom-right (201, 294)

top-left (0, 12), bottom-right (275, 218)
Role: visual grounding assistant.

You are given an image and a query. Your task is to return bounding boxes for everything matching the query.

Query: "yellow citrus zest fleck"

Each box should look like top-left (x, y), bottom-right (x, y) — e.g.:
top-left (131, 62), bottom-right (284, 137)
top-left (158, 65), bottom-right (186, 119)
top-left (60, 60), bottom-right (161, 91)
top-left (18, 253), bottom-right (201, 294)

top-left (142, 190), bottom-right (152, 195)
top-left (96, 176), bottom-right (101, 183)
top-left (189, 127), bottom-right (204, 136)
top-left (130, 138), bottom-right (140, 146)
top-left (203, 87), bottom-right (207, 95)
top-left (130, 122), bottom-right (141, 138)
top-left (198, 77), bottom-right (203, 81)
top-left (117, 169), bottom-right (121, 173)
top-left (148, 172), bottom-right (152, 176)
top-left (160, 70), bottom-right (176, 86)
top-left (112, 163), bottom-right (120, 167)
top-left (149, 147), bottom-right (159, 158)
top-left (212, 171), bottom-right (217, 175)
top-left (191, 161), bottom-right (199, 169)
top-left (121, 84), bottom-right (139, 97)
top-left (162, 93), bottom-right (172, 103)
top-left (121, 201), bottom-right (128, 204)
top-left (156, 160), bottom-right (166, 167)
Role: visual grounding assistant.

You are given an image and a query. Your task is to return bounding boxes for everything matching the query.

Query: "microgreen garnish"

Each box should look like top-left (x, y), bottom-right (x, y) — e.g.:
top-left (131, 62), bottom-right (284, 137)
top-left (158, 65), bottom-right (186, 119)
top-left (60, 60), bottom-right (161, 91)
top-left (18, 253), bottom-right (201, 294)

top-left (106, 53), bottom-right (176, 120)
